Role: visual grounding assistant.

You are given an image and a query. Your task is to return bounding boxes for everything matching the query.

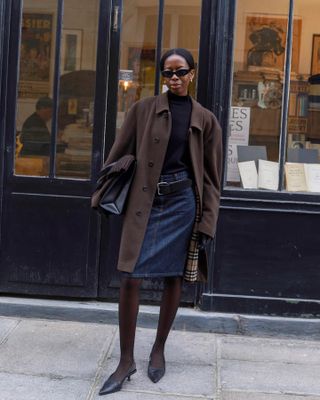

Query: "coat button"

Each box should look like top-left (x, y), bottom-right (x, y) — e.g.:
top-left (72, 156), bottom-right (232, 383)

top-left (148, 161), bottom-right (154, 167)
top-left (136, 211), bottom-right (142, 216)
top-left (142, 186), bottom-right (148, 192)
top-left (154, 137), bottom-right (160, 143)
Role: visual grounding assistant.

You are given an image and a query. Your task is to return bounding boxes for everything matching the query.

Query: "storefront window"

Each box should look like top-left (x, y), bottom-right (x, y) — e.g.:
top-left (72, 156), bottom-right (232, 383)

top-left (55, 0), bottom-right (99, 179)
top-left (162, 1), bottom-right (201, 97)
top-left (226, 0), bottom-right (290, 190)
top-left (284, 0), bottom-right (320, 193)
top-left (15, 0), bottom-right (57, 176)
top-left (227, 0), bottom-right (320, 194)
top-left (14, 0), bottom-right (99, 179)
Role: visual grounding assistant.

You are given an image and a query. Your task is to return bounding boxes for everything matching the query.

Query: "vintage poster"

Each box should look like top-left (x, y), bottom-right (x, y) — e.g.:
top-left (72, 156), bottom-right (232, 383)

top-left (245, 15), bottom-right (301, 72)
top-left (311, 34), bottom-right (320, 75)
top-left (227, 107), bottom-right (251, 182)
top-left (18, 13), bottom-right (53, 98)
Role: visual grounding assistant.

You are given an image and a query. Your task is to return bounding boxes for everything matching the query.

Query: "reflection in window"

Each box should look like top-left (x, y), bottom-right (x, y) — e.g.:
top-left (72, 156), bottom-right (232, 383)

top-left (226, 0), bottom-right (290, 189)
top-left (116, 0), bottom-right (158, 131)
top-left (55, 0), bottom-right (99, 179)
top-left (285, 0), bottom-right (320, 193)
top-left (15, 3), bottom-right (57, 176)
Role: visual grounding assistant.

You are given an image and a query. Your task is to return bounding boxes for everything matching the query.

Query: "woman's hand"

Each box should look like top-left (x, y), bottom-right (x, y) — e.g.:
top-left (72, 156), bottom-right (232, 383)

top-left (198, 233), bottom-right (212, 250)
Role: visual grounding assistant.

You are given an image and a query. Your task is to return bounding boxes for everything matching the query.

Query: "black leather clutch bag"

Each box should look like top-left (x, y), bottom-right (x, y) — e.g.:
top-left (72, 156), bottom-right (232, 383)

top-left (91, 155), bottom-right (136, 216)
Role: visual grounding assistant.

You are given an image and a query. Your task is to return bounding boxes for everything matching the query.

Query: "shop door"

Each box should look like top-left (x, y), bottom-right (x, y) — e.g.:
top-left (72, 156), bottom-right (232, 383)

top-left (0, 0), bottom-right (111, 297)
top-left (98, 0), bottom-right (210, 303)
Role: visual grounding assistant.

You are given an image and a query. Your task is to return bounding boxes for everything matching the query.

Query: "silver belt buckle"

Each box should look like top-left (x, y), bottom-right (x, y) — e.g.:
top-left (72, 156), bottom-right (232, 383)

top-left (157, 181), bottom-right (169, 195)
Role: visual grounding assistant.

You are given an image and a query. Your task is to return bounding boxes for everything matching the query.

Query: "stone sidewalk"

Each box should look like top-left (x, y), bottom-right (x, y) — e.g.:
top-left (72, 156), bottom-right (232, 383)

top-left (1, 315), bottom-right (320, 400)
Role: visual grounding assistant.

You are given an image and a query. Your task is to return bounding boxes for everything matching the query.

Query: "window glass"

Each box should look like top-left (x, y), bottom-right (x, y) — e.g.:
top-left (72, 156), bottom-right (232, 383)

top-left (14, 0), bottom-right (99, 179)
top-left (15, 0), bottom-right (57, 176)
top-left (115, 0), bottom-right (158, 132)
top-left (55, 0), bottom-right (99, 179)
top-left (162, 1), bottom-right (201, 98)
top-left (284, 0), bottom-right (320, 193)
top-left (226, 0), bottom-right (290, 190)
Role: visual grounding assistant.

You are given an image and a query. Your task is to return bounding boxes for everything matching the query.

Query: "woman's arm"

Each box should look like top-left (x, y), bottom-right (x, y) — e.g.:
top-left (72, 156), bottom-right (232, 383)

top-left (198, 113), bottom-right (223, 239)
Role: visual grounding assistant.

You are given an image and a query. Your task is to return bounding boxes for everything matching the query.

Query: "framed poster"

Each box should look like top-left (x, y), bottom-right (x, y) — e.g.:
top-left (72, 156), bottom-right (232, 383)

top-left (61, 29), bottom-right (82, 74)
top-left (311, 34), bottom-right (320, 75)
top-left (245, 15), bottom-right (301, 72)
top-left (19, 13), bottom-right (53, 98)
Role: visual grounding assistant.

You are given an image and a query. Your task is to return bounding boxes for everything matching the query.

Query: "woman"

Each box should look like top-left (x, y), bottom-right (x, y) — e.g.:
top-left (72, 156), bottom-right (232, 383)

top-left (99, 48), bottom-right (222, 396)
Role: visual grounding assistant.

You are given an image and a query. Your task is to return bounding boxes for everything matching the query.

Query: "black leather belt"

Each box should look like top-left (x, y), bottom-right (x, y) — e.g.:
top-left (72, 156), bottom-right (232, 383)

top-left (157, 178), bottom-right (192, 196)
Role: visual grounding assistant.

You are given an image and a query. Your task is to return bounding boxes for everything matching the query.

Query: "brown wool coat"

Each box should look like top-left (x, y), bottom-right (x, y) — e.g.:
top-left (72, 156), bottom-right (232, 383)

top-left (105, 92), bottom-right (223, 274)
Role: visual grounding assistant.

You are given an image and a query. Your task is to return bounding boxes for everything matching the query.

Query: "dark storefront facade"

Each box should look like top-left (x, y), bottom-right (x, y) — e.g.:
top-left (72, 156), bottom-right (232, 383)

top-left (0, 0), bottom-right (320, 316)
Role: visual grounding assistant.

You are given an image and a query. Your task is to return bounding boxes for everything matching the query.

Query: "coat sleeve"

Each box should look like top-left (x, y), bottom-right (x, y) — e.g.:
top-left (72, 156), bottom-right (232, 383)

top-left (197, 113), bottom-right (223, 239)
top-left (104, 102), bottom-right (138, 165)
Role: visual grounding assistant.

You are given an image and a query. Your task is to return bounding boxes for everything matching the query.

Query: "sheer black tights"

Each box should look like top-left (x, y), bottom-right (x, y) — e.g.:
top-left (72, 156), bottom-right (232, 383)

top-left (149, 276), bottom-right (182, 368)
top-left (111, 276), bottom-right (142, 381)
top-left (112, 276), bottom-right (182, 380)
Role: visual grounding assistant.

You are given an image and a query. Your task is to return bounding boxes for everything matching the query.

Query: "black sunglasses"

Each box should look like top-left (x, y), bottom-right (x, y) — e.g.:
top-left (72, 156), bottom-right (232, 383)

top-left (161, 69), bottom-right (191, 78)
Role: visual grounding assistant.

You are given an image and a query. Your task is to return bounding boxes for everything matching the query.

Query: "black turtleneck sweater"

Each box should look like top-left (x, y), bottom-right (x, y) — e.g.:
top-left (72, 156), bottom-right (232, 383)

top-left (161, 91), bottom-right (192, 174)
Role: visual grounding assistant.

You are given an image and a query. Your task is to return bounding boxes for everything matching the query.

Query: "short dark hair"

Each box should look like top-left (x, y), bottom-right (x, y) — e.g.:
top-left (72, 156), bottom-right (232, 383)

top-left (160, 48), bottom-right (195, 71)
top-left (36, 97), bottom-right (53, 110)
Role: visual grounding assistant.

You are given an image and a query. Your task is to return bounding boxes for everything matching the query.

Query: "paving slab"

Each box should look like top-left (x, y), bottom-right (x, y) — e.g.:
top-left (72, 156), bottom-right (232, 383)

top-left (222, 391), bottom-right (320, 400)
top-left (0, 319), bottom-right (117, 379)
top-left (97, 356), bottom-right (215, 398)
top-left (220, 359), bottom-right (320, 395)
top-left (112, 327), bottom-right (217, 366)
top-left (0, 317), bottom-right (19, 344)
top-left (0, 372), bottom-right (91, 400)
top-left (219, 335), bottom-right (320, 365)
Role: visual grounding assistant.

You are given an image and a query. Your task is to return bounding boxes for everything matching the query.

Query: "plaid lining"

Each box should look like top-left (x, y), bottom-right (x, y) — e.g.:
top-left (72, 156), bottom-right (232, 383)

top-left (184, 188), bottom-right (201, 282)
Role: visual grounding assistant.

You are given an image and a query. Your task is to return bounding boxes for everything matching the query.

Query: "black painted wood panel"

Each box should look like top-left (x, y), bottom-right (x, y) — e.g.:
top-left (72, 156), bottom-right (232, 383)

top-left (0, 194), bottom-right (99, 297)
top-left (214, 209), bottom-right (320, 300)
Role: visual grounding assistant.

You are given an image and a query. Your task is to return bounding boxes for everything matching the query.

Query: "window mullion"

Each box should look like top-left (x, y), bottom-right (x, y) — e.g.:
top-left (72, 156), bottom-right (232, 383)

top-left (154, 0), bottom-right (164, 96)
top-left (278, 0), bottom-right (294, 190)
top-left (49, 0), bottom-right (63, 179)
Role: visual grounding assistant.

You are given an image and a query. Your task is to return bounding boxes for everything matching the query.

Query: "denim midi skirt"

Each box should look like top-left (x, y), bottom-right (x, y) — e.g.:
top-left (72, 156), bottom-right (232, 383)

top-left (125, 170), bottom-right (196, 278)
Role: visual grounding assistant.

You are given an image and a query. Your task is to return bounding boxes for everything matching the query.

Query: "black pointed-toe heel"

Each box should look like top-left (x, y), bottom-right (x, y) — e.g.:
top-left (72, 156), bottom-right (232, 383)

top-left (99, 363), bottom-right (137, 396)
top-left (147, 356), bottom-right (165, 383)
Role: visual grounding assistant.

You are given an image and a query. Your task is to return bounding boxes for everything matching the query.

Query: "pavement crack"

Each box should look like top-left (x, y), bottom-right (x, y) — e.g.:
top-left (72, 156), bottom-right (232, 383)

top-left (0, 369), bottom-right (90, 382)
top-left (215, 335), bottom-right (222, 400)
top-left (0, 318), bottom-right (21, 346)
top-left (123, 388), bottom-right (213, 398)
top-left (85, 325), bottom-right (118, 400)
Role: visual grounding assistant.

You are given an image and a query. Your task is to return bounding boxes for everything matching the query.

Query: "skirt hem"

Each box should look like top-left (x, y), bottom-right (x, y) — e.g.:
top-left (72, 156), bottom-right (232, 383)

top-left (122, 271), bottom-right (184, 279)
